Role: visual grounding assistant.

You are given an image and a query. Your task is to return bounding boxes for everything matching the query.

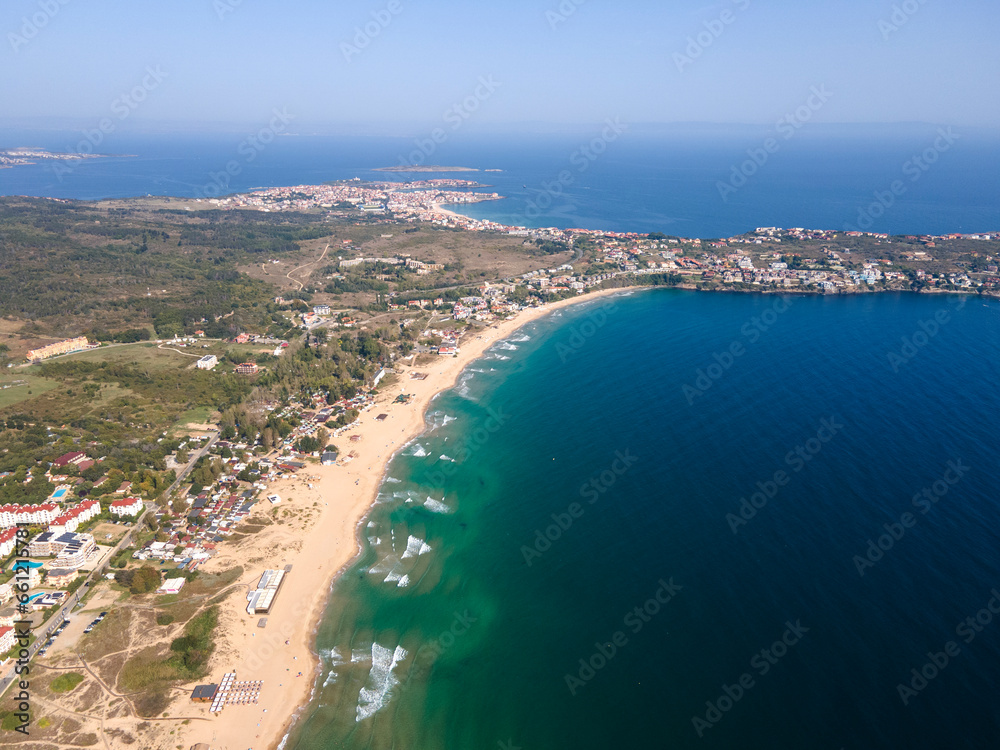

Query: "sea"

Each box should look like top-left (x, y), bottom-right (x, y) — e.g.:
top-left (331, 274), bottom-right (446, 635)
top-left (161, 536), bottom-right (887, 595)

top-left (3, 127), bottom-right (999, 747)
top-left (283, 290), bottom-right (1000, 750)
top-left (1, 124), bottom-right (998, 237)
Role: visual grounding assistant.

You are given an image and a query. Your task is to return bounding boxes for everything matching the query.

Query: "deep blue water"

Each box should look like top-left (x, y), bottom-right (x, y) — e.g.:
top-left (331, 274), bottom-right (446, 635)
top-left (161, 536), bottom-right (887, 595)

top-left (1, 125), bottom-right (997, 237)
top-left (288, 290), bottom-right (1000, 750)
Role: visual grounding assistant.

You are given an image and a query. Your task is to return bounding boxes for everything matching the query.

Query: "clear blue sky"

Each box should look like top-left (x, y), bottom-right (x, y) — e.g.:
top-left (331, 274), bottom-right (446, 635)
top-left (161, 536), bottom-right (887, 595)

top-left (2, 0), bottom-right (997, 132)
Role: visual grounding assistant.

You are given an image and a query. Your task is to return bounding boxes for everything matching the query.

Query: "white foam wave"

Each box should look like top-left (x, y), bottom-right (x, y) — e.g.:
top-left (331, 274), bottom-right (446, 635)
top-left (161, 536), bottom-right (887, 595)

top-left (401, 535), bottom-right (432, 559)
top-left (356, 643), bottom-right (408, 721)
top-left (321, 647), bottom-right (345, 687)
top-left (439, 454), bottom-right (455, 462)
top-left (409, 444), bottom-right (428, 457)
top-left (423, 497), bottom-right (452, 514)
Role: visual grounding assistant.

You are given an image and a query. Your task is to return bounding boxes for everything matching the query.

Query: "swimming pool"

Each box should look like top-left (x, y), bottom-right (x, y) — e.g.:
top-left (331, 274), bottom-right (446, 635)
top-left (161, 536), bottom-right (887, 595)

top-left (50, 487), bottom-right (68, 500)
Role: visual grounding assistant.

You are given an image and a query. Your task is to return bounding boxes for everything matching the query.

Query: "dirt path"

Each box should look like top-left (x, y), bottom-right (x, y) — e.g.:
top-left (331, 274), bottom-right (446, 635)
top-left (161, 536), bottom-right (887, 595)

top-left (286, 243), bottom-right (329, 291)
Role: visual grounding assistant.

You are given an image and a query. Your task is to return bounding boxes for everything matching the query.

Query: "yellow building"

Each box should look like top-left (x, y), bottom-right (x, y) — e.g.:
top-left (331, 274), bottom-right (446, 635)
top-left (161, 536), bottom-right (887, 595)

top-left (27, 336), bottom-right (89, 362)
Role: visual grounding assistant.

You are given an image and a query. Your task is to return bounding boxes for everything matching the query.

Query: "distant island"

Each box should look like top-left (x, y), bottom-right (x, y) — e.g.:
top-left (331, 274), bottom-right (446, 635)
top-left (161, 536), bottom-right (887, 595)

top-left (374, 165), bottom-right (478, 172)
top-left (0, 147), bottom-right (120, 169)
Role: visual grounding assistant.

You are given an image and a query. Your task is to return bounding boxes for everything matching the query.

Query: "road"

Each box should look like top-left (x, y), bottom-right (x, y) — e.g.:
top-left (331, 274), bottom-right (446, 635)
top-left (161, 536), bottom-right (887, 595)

top-left (285, 243), bottom-right (329, 291)
top-left (0, 511), bottom-right (146, 697)
top-left (0, 434), bottom-right (218, 698)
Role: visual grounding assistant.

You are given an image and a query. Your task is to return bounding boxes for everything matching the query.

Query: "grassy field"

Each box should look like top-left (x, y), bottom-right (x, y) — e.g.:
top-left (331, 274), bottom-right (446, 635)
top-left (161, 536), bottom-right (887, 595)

top-left (54, 342), bottom-right (201, 371)
top-left (49, 672), bottom-right (85, 693)
top-left (0, 372), bottom-right (60, 408)
top-left (173, 405), bottom-right (216, 429)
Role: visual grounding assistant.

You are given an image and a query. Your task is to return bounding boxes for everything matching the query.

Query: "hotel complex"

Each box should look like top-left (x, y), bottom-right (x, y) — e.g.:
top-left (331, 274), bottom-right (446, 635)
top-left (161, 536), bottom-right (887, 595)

top-left (26, 336), bottom-right (90, 362)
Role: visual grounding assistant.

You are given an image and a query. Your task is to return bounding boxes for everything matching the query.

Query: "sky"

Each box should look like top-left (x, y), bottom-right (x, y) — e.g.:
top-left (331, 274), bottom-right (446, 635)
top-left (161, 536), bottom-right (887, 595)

top-left (1, 0), bottom-right (998, 133)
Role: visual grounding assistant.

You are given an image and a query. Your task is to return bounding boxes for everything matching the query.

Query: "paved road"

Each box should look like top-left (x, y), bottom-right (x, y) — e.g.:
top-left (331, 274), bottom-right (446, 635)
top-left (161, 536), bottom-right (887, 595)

top-left (0, 512), bottom-right (147, 697)
top-left (0, 433), bottom-right (218, 697)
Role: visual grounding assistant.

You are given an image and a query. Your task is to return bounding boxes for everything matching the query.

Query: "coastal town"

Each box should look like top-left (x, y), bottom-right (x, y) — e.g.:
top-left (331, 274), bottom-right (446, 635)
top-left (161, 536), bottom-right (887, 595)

top-left (206, 181), bottom-right (1000, 296)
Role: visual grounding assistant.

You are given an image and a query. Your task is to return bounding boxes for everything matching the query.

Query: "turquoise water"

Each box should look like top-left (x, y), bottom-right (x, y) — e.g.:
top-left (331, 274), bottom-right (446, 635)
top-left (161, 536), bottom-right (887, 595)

top-left (288, 290), bottom-right (1000, 749)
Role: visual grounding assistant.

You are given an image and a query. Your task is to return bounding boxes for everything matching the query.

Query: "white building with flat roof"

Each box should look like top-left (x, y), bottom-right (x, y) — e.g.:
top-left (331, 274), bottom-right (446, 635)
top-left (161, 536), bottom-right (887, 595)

top-left (196, 355), bottom-right (218, 370)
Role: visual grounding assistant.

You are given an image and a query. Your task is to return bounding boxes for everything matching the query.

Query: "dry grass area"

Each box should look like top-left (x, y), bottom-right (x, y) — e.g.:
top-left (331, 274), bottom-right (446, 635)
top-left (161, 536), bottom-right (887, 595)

top-left (0, 318), bottom-right (29, 361)
top-left (91, 522), bottom-right (129, 545)
top-left (238, 222), bottom-right (574, 297)
top-left (1, 568), bottom-right (244, 749)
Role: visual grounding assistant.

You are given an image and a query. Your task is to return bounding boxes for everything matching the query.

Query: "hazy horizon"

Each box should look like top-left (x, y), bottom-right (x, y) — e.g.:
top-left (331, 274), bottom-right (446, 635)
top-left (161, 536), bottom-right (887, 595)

top-left (3, 0), bottom-right (998, 132)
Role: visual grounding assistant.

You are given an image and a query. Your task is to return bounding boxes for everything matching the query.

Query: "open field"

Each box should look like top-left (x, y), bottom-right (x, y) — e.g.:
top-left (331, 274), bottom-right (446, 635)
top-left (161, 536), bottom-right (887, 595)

top-left (172, 405), bottom-right (217, 430)
top-left (90, 522), bottom-right (129, 545)
top-left (54, 342), bottom-right (202, 371)
top-left (239, 223), bottom-right (575, 301)
top-left (0, 372), bottom-right (60, 408)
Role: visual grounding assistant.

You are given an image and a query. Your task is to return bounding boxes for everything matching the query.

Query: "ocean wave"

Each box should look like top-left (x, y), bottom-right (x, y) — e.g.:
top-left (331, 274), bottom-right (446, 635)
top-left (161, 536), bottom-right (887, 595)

top-left (423, 497), bottom-right (452, 514)
top-left (509, 333), bottom-right (531, 342)
top-left (396, 574), bottom-right (410, 587)
top-left (439, 454), bottom-right (455, 462)
top-left (384, 476), bottom-right (402, 484)
top-left (401, 534), bottom-right (432, 559)
top-left (426, 410), bottom-right (457, 431)
top-left (494, 341), bottom-right (519, 351)
top-left (321, 647), bottom-right (345, 687)
top-left (356, 643), bottom-right (408, 722)
top-left (408, 444), bottom-right (428, 457)
top-left (351, 648), bottom-right (371, 664)
top-left (369, 553), bottom-right (402, 579)
top-left (383, 567), bottom-right (407, 585)
top-left (320, 647), bottom-right (344, 664)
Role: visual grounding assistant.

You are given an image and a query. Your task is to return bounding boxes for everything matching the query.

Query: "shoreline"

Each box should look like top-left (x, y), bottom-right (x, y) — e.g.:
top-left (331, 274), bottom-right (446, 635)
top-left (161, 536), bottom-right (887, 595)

top-left (176, 286), bottom-right (630, 750)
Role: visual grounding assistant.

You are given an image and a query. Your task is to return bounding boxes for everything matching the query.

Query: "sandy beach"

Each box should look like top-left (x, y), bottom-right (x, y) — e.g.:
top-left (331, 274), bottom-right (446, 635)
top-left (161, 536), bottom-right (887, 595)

top-left (174, 287), bottom-right (628, 750)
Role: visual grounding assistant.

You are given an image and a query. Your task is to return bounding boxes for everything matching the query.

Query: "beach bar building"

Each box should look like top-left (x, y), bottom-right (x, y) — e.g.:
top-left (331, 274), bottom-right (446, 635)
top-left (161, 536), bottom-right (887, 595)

top-left (246, 568), bottom-right (285, 615)
top-left (191, 684), bottom-right (218, 703)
